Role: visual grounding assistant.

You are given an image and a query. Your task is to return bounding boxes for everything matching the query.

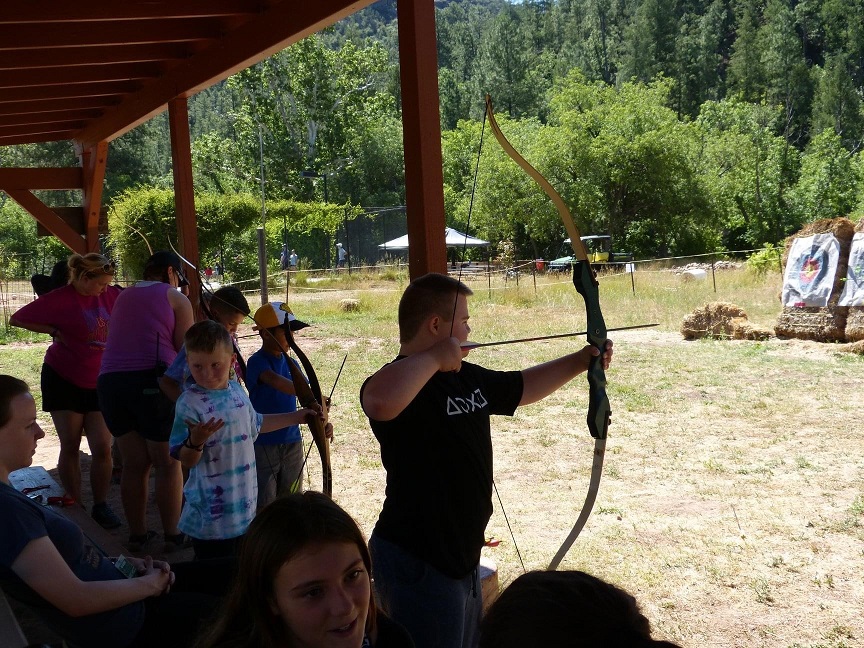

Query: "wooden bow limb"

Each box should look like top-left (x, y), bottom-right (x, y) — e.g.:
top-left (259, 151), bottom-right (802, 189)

top-left (282, 326), bottom-right (332, 498)
top-left (485, 94), bottom-right (610, 569)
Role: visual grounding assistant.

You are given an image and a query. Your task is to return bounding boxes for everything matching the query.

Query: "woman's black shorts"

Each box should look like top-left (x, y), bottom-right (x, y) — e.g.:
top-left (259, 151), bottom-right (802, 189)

top-left (40, 363), bottom-right (101, 413)
top-left (97, 369), bottom-right (175, 442)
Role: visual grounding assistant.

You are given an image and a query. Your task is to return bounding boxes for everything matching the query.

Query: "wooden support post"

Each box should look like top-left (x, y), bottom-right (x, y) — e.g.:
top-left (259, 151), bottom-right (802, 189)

top-left (77, 141), bottom-right (108, 253)
top-left (168, 97), bottom-right (202, 317)
top-left (397, 0), bottom-right (447, 278)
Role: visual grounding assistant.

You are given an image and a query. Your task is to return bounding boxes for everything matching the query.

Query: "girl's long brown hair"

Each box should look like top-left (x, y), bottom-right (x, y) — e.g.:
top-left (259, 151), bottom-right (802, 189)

top-left (196, 492), bottom-right (377, 648)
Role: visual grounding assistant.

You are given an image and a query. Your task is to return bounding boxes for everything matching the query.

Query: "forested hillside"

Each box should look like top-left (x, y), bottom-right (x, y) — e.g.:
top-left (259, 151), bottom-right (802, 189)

top-left (1, 0), bottom-right (862, 273)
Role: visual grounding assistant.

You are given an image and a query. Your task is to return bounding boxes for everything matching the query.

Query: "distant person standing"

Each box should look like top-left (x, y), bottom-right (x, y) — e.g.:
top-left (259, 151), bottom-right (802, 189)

top-left (336, 242), bottom-right (348, 268)
top-left (288, 249), bottom-right (298, 270)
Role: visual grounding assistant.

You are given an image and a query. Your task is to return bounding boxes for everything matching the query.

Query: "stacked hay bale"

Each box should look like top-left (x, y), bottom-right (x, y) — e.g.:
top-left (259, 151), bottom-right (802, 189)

top-left (681, 302), bottom-right (773, 340)
top-left (774, 218), bottom-right (855, 342)
top-left (842, 219), bottom-right (864, 341)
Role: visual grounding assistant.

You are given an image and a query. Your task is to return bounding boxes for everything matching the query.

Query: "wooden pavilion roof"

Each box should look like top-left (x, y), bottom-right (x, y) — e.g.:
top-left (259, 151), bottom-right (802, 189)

top-left (0, 0), bottom-right (378, 148)
top-left (0, 0), bottom-right (448, 283)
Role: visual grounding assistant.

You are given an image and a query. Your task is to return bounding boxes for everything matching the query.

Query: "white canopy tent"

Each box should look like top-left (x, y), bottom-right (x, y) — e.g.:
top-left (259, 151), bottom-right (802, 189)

top-left (379, 227), bottom-right (490, 251)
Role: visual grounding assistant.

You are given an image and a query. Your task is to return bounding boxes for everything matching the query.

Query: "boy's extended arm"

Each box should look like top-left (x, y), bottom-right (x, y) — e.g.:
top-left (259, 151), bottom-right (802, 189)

top-left (361, 337), bottom-right (463, 421)
top-left (258, 368), bottom-right (297, 396)
top-left (260, 408), bottom-right (320, 434)
top-left (519, 341), bottom-right (613, 406)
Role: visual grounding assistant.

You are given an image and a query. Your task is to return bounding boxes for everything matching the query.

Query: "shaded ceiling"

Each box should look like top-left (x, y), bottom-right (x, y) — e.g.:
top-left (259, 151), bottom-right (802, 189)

top-left (0, 0), bottom-right (377, 148)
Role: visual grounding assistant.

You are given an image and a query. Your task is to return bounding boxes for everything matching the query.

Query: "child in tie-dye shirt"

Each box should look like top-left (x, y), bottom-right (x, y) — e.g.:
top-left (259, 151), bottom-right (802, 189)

top-left (169, 321), bottom-right (320, 560)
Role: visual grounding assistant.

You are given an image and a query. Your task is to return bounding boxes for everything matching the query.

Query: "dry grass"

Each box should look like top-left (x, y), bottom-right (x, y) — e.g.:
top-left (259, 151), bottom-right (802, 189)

top-left (3, 267), bottom-right (862, 648)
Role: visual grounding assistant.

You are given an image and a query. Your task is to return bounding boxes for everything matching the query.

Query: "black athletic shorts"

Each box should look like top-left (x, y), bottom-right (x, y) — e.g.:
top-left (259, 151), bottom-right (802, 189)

top-left (40, 363), bottom-right (101, 413)
top-left (97, 369), bottom-right (175, 442)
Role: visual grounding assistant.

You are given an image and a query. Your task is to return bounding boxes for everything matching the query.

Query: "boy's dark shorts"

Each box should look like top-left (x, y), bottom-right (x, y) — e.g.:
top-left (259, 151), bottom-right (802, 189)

top-left (97, 369), bottom-right (175, 442)
top-left (41, 363), bottom-right (101, 413)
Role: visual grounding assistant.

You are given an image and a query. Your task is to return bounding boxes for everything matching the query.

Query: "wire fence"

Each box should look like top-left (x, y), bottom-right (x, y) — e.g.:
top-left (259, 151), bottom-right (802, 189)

top-left (0, 246), bottom-right (784, 334)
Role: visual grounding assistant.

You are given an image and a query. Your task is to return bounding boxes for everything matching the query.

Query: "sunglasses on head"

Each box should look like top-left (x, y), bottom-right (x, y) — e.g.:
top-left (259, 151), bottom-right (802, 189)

top-left (86, 261), bottom-right (116, 277)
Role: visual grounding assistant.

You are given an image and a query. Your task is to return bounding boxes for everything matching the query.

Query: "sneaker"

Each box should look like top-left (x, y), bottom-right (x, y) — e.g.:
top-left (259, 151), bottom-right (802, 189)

top-left (127, 530), bottom-right (158, 552)
top-left (91, 502), bottom-right (122, 529)
top-left (163, 532), bottom-right (193, 553)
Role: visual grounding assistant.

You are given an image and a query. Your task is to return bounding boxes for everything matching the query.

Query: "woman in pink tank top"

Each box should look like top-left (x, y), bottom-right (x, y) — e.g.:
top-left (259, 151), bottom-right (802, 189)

top-left (97, 251), bottom-right (194, 552)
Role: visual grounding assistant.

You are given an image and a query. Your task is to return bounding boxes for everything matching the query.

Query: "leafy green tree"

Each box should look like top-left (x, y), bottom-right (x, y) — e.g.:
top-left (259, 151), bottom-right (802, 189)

top-left (727, 0), bottom-right (765, 102)
top-left (759, 0), bottom-right (814, 146)
top-left (811, 53), bottom-right (864, 148)
top-left (695, 98), bottom-right (802, 248)
top-left (230, 35), bottom-right (395, 201)
top-left (788, 129), bottom-right (861, 220)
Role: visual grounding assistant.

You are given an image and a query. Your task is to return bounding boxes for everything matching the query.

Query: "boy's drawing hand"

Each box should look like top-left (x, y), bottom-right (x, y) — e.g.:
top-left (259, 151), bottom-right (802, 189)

top-left (430, 336), bottom-right (464, 372)
top-left (185, 417), bottom-right (224, 443)
top-left (324, 421), bottom-right (334, 440)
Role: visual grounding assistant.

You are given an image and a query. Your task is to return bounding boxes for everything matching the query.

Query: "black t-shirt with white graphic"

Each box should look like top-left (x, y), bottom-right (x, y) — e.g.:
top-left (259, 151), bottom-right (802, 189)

top-left (363, 358), bottom-right (523, 578)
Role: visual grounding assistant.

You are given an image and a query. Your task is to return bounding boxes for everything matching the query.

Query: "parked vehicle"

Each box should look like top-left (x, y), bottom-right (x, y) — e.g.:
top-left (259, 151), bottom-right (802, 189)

top-left (547, 235), bottom-right (633, 271)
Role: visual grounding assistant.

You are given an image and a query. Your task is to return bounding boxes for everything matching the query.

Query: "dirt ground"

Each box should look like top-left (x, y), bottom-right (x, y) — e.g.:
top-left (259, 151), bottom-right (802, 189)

top-left (25, 329), bottom-right (864, 647)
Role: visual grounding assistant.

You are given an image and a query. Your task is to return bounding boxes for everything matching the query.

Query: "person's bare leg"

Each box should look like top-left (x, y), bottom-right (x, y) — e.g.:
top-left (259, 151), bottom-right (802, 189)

top-left (147, 439), bottom-right (182, 536)
top-left (51, 410), bottom-right (85, 504)
top-left (117, 432), bottom-right (152, 536)
top-left (83, 411), bottom-right (113, 505)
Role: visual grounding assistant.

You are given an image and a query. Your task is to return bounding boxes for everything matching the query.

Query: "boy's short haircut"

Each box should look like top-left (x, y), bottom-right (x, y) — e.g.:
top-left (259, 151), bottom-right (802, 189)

top-left (398, 273), bottom-right (473, 343)
top-left (185, 320), bottom-right (233, 354)
top-left (210, 286), bottom-right (251, 317)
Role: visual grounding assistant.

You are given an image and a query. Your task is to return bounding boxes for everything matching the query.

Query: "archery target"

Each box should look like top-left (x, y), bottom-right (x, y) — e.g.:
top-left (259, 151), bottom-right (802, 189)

top-left (781, 233), bottom-right (840, 307)
top-left (839, 232), bottom-right (864, 306)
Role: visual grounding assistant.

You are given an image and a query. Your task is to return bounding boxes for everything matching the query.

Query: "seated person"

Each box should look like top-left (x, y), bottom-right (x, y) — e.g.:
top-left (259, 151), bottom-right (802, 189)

top-left (479, 570), bottom-right (682, 648)
top-left (0, 375), bottom-right (231, 648)
top-left (196, 492), bottom-right (414, 648)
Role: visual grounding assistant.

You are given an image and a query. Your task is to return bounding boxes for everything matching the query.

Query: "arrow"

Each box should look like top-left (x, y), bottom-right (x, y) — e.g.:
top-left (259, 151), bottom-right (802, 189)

top-left (461, 323), bottom-right (658, 350)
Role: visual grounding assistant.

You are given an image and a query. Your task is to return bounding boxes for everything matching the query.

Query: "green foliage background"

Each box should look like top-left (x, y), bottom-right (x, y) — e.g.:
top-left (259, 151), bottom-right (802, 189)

top-left (3, 0), bottom-right (864, 277)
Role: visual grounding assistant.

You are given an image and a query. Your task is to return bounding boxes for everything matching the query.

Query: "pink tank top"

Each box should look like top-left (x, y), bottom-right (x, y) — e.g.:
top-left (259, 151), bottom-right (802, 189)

top-left (100, 282), bottom-right (178, 374)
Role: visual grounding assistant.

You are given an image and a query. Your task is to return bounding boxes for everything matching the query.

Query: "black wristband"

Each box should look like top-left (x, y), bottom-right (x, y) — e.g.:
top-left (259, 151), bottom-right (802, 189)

top-left (182, 431), bottom-right (205, 452)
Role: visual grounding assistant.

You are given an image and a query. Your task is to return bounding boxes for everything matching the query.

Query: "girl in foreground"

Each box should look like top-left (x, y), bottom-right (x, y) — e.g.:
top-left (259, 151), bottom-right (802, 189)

top-left (197, 491), bottom-right (414, 648)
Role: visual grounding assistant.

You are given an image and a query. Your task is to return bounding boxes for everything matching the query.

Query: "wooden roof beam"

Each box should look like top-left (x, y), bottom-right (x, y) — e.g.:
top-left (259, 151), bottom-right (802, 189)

top-left (0, 122), bottom-right (88, 138)
top-left (0, 82), bottom-right (140, 103)
top-left (0, 132), bottom-right (77, 146)
top-left (0, 168), bottom-right (83, 190)
top-left (0, 19), bottom-right (226, 49)
top-left (0, 97), bottom-right (119, 115)
top-left (0, 43), bottom-right (191, 70)
top-left (0, 63), bottom-right (163, 88)
top-left (0, 110), bottom-right (103, 127)
top-left (0, 0), bottom-right (266, 23)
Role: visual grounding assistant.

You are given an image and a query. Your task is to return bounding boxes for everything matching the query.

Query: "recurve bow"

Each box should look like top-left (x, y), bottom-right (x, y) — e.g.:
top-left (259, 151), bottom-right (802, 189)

top-left (484, 94), bottom-right (610, 570)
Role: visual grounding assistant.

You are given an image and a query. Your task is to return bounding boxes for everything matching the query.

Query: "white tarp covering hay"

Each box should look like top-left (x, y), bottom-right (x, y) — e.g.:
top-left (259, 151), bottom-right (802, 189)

top-left (840, 221), bottom-right (864, 341)
top-left (774, 218), bottom-right (855, 342)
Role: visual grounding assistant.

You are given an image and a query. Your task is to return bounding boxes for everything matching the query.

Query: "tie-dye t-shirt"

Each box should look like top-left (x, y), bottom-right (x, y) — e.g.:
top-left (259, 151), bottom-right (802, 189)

top-left (170, 381), bottom-right (263, 540)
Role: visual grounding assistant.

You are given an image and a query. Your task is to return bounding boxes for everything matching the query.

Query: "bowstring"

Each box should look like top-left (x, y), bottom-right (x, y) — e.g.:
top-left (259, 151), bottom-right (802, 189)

top-left (449, 102), bottom-right (488, 334)
top-left (450, 98), bottom-right (526, 572)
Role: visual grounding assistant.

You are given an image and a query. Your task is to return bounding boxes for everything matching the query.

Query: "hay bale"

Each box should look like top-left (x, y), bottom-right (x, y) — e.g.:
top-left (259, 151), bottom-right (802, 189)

top-left (843, 340), bottom-right (864, 355)
top-left (731, 319), bottom-right (774, 341)
top-left (775, 218), bottom-right (855, 342)
top-left (339, 298), bottom-right (360, 312)
top-left (681, 302), bottom-right (749, 340)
